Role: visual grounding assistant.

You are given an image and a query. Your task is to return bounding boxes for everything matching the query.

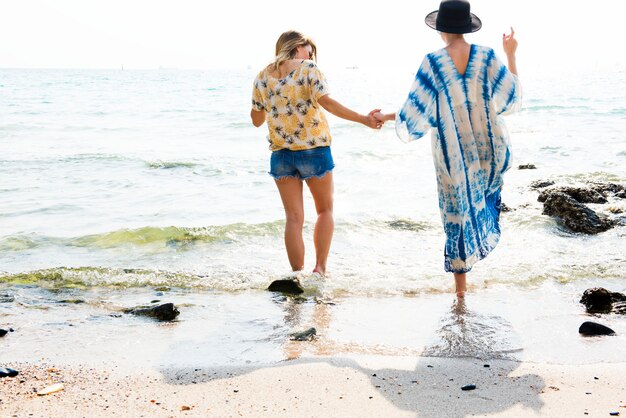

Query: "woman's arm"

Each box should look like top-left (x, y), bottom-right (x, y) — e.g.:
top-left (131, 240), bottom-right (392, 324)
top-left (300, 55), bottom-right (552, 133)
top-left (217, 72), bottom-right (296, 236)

top-left (317, 95), bottom-right (380, 129)
top-left (373, 111), bottom-right (396, 122)
top-left (503, 27), bottom-right (518, 76)
top-left (250, 109), bottom-right (265, 127)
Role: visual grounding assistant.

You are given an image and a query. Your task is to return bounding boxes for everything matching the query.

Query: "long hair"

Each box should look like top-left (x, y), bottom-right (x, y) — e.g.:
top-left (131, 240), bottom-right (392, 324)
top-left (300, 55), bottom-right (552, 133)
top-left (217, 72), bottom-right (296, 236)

top-left (272, 30), bottom-right (317, 72)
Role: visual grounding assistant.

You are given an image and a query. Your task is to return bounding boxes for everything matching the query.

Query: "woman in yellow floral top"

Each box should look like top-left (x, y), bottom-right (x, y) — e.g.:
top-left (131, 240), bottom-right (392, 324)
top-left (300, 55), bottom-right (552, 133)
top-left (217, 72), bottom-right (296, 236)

top-left (251, 30), bottom-right (380, 277)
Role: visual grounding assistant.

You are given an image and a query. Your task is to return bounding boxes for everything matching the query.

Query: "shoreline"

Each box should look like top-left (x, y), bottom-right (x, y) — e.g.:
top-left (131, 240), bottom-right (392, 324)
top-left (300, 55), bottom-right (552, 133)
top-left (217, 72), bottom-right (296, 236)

top-left (2, 282), bottom-right (626, 416)
top-left (1, 356), bottom-right (625, 417)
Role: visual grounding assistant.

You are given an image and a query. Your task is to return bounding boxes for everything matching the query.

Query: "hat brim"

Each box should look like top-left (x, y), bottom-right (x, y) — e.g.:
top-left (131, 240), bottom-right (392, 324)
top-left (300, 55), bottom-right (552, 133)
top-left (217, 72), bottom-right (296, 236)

top-left (424, 10), bottom-right (482, 34)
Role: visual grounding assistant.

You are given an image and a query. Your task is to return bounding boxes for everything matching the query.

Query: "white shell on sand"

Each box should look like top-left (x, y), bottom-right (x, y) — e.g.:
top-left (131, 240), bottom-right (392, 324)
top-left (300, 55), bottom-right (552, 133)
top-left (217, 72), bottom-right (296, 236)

top-left (37, 383), bottom-right (64, 396)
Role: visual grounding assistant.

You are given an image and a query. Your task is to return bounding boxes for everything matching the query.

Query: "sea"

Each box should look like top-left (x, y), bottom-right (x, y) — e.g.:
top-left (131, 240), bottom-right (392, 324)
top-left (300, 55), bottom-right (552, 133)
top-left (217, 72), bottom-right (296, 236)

top-left (1, 65), bottom-right (625, 367)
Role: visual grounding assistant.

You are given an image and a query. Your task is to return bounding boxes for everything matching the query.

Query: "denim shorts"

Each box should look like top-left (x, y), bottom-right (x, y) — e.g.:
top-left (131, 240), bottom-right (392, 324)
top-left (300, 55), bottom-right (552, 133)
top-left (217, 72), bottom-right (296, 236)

top-left (269, 147), bottom-right (335, 180)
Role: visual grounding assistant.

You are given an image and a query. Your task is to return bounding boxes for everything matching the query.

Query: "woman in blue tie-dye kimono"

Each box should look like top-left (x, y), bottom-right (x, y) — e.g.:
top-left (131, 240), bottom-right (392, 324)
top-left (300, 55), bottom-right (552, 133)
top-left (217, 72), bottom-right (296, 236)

top-left (375, 0), bottom-right (521, 297)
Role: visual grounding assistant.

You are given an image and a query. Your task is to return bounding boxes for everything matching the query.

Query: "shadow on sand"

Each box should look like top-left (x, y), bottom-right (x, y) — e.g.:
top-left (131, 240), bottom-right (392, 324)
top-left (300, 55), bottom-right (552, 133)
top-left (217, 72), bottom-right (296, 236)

top-left (157, 294), bottom-right (545, 417)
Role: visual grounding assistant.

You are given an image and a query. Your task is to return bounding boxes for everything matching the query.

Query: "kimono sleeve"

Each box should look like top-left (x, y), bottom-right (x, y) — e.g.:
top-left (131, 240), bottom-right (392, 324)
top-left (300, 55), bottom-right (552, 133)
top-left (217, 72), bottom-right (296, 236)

top-left (251, 76), bottom-right (267, 112)
top-left (395, 56), bottom-right (438, 142)
top-left (306, 62), bottom-right (330, 101)
top-left (487, 50), bottom-right (522, 116)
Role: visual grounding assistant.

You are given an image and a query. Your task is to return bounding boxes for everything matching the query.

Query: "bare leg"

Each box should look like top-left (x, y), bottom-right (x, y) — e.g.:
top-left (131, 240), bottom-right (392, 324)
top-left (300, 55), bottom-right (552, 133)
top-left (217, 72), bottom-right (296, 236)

top-left (454, 273), bottom-right (467, 298)
top-left (275, 177), bottom-right (305, 271)
top-left (305, 172), bottom-right (334, 276)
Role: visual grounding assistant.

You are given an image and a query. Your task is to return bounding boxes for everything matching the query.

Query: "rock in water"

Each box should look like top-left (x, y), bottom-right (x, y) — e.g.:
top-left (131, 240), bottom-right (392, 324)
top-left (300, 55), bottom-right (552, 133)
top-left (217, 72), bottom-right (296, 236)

top-left (290, 327), bottom-right (316, 341)
top-left (612, 301), bottom-right (626, 314)
top-left (542, 193), bottom-right (615, 234)
top-left (538, 187), bottom-right (608, 204)
top-left (580, 287), bottom-right (626, 314)
top-left (0, 368), bottom-right (19, 378)
top-left (267, 279), bottom-right (304, 295)
top-left (0, 294), bottom-right (15, 303)
top-left (580, 288), bottom-right (614, 313)
top-left (530, 180), bottom-right (555, 189)
top-left (125, 303), bottom-right (180, 321)
top-left (588, 182), bottom-right (626, 199)
top-left (578, 321), bottom-right (615, 336)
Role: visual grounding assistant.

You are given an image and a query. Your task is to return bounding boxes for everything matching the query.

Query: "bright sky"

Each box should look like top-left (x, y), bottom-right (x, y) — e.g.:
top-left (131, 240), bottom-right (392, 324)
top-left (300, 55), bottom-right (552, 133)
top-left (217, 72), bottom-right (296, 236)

top-left (1, 0), bottom-right (623, 74)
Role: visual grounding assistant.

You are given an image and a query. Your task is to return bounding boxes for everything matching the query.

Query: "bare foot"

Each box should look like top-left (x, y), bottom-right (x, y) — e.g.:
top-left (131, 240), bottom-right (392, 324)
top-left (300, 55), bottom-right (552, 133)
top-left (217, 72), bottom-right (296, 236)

top-left (313, 266), bottom-right (326, 277)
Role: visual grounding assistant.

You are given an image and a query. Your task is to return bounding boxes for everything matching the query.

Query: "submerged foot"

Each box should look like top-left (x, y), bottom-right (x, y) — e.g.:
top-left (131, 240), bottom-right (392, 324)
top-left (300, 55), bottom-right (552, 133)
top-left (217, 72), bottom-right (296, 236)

top-left (312, 266), bottom-right (326, 278)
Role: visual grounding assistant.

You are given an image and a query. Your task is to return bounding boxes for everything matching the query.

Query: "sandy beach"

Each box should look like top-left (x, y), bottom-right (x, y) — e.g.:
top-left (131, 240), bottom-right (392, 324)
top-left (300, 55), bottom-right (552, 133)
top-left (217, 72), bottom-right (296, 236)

top-left (1, 357), bottom-right (625, 417)
top-left (2, 283), bottom-right (626, 417)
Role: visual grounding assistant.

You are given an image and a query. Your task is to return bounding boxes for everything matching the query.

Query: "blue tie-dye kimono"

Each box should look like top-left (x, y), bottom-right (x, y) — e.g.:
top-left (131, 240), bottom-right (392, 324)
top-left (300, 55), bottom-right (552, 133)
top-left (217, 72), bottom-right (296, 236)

top-left (396, 45), bottom-right (522, 273)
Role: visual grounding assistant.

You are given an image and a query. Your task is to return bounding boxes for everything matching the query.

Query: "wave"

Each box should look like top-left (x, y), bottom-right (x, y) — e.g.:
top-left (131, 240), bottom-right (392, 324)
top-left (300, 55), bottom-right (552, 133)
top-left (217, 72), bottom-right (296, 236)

top-left (0, 267), bottom-right (215, 289)
top-left (0, 222), bottom-right (286, 251)
top-left (0, 218), bottom-right (437, 252)
top-left (146, 160), bottom-right (198, 169)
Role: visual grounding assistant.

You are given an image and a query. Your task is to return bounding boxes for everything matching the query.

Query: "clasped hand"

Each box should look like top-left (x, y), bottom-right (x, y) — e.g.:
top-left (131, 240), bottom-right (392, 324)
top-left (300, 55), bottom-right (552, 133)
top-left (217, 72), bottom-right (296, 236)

top-left (364, 109), bottom-right (387, 129)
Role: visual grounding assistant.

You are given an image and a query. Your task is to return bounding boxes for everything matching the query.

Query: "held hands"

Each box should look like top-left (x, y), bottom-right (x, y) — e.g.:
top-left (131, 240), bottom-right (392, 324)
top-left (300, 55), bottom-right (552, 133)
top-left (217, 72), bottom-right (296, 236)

top-left (364, 108), bottom-right (383, 129)
top-left (362, 109), bottom-right (392, 129)
top-left (503, 27), bottom-right (517, 57)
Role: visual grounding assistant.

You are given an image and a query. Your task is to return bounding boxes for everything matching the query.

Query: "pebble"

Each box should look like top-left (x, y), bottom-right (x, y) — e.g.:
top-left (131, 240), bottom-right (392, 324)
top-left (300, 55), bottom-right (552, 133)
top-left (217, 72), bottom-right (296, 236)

top-left (579, 321), bottom-right (616, 336)
top-left (0, 368), bottom-right (19, 378)
top-left (289, 327), bottom-right (316, 341)
top-left (483, 364), bottom-right (490, 368)
top-left (609, 413), bottom-right (620, 416)
top-left (267, 279), bottom-right (304, 295)
top-left (461, 384), bottom-right (476, 391)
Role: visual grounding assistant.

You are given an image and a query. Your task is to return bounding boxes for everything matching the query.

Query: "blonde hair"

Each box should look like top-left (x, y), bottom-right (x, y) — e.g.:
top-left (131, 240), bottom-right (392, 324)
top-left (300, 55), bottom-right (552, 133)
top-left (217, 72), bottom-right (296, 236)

top-left (272, 30), bottom-right (317, 72)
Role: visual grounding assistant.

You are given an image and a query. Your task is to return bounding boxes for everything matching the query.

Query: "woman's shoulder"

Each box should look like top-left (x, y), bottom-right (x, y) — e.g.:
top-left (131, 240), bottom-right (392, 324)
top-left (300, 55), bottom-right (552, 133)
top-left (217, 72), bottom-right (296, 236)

top-left (471, 44), bottom-right (496, 57)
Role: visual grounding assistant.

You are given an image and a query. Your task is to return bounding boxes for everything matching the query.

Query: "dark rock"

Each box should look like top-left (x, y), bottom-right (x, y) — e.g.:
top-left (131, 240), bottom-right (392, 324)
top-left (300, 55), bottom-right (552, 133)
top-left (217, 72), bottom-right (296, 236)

top-left (542, 193), bottom-right (615, 234)
top-left (290, 327), bottom-right (316, 341)
top-left (461, 384), bottom-right (476, 391)
top-left (483, 364), bottom-right (490, 368)
top-left (578, 321), bottom-right (615, 336)
top-left (267, 279), bottom-right (304, 295)
top-left (580, 287), bottom-right (626, 314)
top-left (530, 180), bottom-right (555, 189)
top-left (0, 329), bottom-right (8, 337)
top-left (501, 203), bottom-right (513, 213)
top-left (588, 182), bottom-right (626, 199)
top-left (125, 303), bottom-right (180, 321)
top-left (387, 219), bottom-right (427, 232)
top-left (0, 294), bottom-right (15, 303)
top-left (538, 187), bottom-right (607, 204)
top-left (0, 368), bottom-right (19, 378)
top-left (609, 412), bottom-right (620, 416)
top-left (518, 164), bottom-right (537, 170)
top-left (581, 288), bottom-right (614, 313)
top-left (612, 301), bottom-right (626, 314)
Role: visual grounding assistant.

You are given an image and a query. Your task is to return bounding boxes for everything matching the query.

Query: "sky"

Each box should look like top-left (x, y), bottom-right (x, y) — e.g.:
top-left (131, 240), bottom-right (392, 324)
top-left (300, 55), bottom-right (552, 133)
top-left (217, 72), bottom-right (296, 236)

top-left (1, 0), bottom-right (623, 74)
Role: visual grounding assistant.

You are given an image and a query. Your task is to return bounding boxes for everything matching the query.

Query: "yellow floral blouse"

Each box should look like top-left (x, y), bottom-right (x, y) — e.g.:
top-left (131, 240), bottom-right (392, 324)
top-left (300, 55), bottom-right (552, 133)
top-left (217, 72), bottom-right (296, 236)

top-left (252, 60), bottom-right (332, 151)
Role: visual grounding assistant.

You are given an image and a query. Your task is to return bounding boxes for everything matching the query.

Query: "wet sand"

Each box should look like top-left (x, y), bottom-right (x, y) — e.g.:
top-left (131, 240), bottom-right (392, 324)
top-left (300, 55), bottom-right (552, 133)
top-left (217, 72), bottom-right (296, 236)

top-left (1, 357), bottom-right (625, 417)
top-left (1, 282), bottom-right (626, 416)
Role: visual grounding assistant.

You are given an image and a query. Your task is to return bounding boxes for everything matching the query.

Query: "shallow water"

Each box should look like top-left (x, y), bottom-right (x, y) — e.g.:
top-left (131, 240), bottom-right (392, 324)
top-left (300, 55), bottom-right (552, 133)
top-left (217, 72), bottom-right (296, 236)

top-left (1, 280), bottom-right (624, 366)
top-left (1, 67), bottom-right (625, 365)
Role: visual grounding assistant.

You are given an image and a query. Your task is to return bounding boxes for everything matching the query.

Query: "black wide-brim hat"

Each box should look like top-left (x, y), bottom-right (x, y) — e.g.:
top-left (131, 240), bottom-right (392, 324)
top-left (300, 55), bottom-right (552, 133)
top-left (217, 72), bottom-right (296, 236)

top-left (425, 0), bottom-right (482, 34)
